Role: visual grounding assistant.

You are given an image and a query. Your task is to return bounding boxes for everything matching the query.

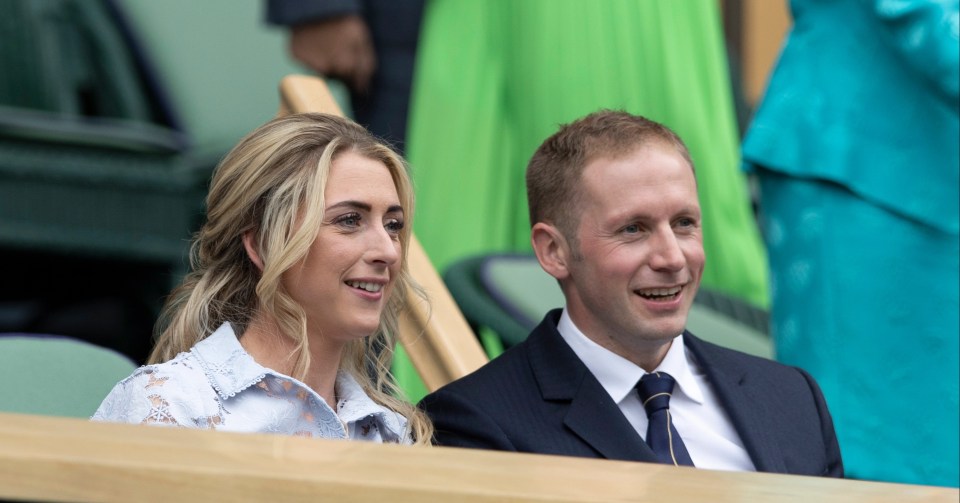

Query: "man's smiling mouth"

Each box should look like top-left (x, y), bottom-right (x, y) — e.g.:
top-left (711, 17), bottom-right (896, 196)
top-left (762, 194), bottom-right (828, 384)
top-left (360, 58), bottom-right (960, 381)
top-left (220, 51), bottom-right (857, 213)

top-left (636, 285), bottom-right (682, 300)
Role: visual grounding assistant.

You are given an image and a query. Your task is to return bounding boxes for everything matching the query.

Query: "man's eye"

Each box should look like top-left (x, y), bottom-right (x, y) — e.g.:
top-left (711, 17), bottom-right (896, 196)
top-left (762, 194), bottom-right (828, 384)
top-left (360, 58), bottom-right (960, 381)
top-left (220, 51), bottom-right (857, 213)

top-left (622, 224), bottom-right (641, 234)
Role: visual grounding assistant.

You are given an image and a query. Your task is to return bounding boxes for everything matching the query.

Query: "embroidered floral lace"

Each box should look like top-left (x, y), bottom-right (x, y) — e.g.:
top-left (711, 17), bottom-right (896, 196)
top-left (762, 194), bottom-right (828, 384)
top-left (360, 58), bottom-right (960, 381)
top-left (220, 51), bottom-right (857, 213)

top-left (92, 323), bottom-right (409, 443)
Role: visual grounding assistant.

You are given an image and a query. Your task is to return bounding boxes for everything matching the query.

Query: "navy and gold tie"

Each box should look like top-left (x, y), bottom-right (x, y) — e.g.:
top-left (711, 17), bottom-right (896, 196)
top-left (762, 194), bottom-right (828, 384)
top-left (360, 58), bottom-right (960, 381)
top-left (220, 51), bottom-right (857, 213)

top-left (636, 371), bottom-right (694, 466)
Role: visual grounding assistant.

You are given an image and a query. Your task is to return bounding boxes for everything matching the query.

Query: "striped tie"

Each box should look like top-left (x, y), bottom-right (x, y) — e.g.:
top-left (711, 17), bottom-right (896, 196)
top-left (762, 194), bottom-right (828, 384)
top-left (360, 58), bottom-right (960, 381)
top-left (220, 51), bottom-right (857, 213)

top-left (636, 371), bottom-right (694, 466)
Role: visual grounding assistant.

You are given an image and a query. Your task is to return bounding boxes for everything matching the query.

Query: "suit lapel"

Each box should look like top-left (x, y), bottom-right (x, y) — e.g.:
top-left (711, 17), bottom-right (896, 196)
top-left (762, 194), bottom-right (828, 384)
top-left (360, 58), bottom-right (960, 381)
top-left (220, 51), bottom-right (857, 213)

top-left (526, 311), bottom-right (657, 462)
top-left (564, 374), bottom-right (658, 462)
top-left (684, 333), bottom-right (787, 473)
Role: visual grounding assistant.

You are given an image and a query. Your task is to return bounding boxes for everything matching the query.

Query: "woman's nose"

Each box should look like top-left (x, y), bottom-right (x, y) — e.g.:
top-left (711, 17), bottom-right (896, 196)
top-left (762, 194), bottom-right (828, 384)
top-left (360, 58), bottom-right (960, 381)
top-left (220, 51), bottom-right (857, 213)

top-left (366, 225), bottom-right (401, 265)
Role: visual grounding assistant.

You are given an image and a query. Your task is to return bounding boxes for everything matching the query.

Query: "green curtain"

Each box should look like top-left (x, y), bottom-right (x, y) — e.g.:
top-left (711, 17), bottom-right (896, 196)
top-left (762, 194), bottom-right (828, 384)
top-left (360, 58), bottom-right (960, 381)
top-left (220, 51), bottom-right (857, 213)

top-left (395, 0), bottom-right (770, 401)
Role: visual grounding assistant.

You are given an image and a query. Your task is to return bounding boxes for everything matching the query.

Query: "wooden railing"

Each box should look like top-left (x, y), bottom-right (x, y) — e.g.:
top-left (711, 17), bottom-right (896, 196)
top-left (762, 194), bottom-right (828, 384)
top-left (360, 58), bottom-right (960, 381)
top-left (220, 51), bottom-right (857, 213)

top-left (0, 413), bottom-right (954, 503)
top-left (277, 75), bottom-right (488, 391)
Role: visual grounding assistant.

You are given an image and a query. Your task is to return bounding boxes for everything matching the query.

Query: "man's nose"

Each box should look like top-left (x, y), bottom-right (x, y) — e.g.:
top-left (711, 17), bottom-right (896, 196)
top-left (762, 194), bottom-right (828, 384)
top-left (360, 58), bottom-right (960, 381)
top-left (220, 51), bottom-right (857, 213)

top-left (649, 229), bottom-right (685, 271)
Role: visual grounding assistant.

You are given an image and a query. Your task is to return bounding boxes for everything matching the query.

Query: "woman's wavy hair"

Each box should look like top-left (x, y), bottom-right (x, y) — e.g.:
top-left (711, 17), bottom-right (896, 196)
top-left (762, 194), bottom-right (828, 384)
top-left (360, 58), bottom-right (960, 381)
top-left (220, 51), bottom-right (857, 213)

top-left (149, 112), bottom-right (431, 444)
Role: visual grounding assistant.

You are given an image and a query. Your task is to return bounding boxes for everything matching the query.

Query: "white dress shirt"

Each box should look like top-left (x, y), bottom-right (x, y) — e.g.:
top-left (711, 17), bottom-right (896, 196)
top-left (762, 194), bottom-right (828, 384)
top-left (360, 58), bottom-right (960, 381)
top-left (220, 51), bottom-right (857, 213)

top-left (557, 309), bottom-right (756, 471)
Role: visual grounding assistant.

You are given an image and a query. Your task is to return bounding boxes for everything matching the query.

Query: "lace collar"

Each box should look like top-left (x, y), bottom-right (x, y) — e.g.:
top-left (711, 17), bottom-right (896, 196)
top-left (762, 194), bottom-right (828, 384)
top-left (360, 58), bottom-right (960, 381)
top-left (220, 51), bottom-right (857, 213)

top-left (190, 323), bottom-right (408, 439)
top-left (336, 370), bottom-right (408, 441)
top-left (191, 322), bottom-right (268, 400)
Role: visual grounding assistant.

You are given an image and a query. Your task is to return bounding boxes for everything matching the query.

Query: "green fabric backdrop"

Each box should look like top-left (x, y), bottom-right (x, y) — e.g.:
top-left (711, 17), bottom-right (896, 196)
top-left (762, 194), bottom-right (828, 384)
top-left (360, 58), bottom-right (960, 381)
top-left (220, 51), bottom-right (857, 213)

top-left (396, 0), bottom-right (770, 401)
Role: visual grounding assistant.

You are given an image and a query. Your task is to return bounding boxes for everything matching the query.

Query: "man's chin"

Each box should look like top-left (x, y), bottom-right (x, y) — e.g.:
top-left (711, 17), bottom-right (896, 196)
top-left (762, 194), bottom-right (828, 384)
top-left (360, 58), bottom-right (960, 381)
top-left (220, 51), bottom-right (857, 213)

top-left (642, 319), bottom-right (688, 340)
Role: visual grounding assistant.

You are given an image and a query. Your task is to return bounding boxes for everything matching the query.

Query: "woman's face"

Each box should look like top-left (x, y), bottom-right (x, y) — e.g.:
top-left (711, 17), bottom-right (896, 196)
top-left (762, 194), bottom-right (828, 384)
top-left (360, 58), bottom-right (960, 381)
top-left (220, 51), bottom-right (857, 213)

top-left (283, 151), bottom-right (404, 344)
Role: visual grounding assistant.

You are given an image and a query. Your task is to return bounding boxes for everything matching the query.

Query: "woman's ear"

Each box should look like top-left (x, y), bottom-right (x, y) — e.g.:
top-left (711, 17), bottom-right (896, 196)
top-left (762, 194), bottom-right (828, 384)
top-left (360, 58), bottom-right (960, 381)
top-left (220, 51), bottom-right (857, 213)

top-left (242, 231), bottom-right (265, 272)
top-left (531, 222), bottom-right (571, 281)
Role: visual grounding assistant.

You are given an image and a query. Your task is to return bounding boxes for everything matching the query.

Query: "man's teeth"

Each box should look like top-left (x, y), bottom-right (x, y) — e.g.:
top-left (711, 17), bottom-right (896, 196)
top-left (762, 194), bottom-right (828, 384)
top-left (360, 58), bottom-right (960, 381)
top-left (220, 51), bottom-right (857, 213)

top-left (638, 286), bottom-right (681, 298)
top-left (347, 281), bottom-right (383, 293)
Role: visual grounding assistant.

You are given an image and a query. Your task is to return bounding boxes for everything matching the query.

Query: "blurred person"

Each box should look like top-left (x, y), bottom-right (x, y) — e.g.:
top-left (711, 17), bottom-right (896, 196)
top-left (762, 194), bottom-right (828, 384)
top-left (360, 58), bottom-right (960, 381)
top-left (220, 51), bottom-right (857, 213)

top-left (742, 0), bottom-right (959, 486)
top-left (406, 0), bottom-right (768, 310)
top-left (93, 113), bottom-right (432, 444)
top-left (266, 0), bottom-right (425, 154)
top-left (421, 111), bottom-right (843, 476)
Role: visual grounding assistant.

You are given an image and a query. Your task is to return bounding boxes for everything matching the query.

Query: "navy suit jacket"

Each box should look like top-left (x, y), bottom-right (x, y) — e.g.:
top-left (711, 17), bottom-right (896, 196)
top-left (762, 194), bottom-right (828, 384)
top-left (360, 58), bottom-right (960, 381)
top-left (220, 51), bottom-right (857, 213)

top-left (419, 310), bottom-right (843, 477)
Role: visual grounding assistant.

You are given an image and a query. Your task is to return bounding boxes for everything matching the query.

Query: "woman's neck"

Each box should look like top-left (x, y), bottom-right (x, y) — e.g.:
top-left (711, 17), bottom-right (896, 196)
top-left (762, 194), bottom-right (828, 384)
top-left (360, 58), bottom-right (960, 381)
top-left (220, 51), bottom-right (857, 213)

top-left (239, 312), bottom-right (344, 410)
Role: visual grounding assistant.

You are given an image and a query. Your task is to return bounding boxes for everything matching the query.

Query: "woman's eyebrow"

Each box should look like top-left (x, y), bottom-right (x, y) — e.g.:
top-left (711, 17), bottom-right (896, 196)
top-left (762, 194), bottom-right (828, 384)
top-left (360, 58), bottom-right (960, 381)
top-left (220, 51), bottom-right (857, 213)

top-left (326, 200), bottom-right (370, 212)
top-left (325, 200), bottom-right (404, 214)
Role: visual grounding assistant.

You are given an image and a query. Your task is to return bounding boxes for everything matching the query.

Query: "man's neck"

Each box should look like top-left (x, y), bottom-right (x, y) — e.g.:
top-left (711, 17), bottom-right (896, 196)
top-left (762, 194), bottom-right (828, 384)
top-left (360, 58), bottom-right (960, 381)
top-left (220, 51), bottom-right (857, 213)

top-left (558, 309), bottom-right (679, 372)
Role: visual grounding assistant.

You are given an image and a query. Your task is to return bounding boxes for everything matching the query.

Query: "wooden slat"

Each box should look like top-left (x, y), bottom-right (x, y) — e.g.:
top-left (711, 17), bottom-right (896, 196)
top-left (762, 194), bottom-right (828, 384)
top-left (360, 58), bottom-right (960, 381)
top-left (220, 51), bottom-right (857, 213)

top-left (741, 0), bottom-right (792, 107)
top-left (1, 413), bottom-right (954, 503)
top-left (277, 75), bottom-right (488, 390)
top-left (277, 74), bottom-right (345, 116)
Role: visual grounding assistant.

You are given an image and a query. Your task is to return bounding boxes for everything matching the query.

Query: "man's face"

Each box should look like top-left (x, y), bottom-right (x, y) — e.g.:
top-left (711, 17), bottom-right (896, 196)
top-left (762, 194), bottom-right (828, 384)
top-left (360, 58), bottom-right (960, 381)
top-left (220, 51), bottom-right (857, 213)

top-left (560, 143), bottom-right (704, 362)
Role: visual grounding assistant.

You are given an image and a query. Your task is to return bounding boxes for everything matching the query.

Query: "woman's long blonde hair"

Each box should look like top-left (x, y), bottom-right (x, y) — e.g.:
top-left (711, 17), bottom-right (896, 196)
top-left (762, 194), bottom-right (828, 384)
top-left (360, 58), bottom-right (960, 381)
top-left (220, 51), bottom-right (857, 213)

top-left (149, 113), bottom-right (432, 444)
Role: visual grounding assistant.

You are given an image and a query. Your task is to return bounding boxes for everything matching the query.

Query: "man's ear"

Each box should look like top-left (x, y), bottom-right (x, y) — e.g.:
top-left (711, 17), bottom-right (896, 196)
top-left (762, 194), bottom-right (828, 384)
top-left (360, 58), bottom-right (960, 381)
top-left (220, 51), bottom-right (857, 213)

top-left (242, 231), bottom-right (265, 272)
top-left (531, 222), bottom-right (571, 281)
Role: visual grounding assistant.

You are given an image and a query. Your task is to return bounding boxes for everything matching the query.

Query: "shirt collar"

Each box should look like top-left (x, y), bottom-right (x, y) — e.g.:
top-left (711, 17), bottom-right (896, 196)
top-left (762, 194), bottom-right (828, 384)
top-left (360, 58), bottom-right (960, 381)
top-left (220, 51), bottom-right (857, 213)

top-left (191, 322), bottom-right (268, 400)
top-left (658, 331), bottom-right (704, 405)
top-left (336, 371), bottom-right (408, 442)
top-left (192, 323), bottom-right (408, 440)
top-left (557, 308), bottom-right (704, 405)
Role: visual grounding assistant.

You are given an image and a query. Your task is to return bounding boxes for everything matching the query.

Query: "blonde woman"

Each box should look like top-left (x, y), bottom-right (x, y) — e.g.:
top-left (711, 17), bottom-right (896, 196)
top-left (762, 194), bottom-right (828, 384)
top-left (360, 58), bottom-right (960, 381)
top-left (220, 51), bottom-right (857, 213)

top-left (94, 113), bottom-right (432, 444)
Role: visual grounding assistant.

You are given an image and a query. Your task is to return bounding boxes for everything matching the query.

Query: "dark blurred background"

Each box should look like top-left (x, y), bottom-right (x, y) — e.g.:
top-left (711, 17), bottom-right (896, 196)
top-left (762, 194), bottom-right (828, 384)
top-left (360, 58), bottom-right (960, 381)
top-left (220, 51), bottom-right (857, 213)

top-left (0, 0), bottom-right (788, 364)
top-left (0, 0), bottom-right (351, 362)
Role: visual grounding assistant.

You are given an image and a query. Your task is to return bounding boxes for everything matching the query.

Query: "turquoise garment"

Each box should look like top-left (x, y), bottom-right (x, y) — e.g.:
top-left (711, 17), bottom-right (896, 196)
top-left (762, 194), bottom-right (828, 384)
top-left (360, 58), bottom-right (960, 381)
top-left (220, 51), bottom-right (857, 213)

top-left (743, 0), bottom-right (960, 487)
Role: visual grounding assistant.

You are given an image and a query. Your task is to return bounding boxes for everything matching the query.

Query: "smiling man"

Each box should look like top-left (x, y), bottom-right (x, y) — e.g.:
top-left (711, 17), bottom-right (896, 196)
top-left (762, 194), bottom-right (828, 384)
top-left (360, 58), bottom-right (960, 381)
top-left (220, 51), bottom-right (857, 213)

top-left (419, 110), bottom-right (843, 476)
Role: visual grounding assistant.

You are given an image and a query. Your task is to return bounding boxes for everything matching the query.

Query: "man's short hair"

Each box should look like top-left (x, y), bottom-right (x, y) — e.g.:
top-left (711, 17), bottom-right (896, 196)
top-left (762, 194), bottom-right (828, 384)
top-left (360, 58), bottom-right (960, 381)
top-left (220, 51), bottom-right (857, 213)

top-left (525, 109), bottom-right (694, 244)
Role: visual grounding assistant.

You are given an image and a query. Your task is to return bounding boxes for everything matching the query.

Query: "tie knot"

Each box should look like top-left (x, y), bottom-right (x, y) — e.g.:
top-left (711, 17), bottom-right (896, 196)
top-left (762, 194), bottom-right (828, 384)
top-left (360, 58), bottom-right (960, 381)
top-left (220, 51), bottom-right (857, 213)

top-left (636, 371), bottom-right (676, 415)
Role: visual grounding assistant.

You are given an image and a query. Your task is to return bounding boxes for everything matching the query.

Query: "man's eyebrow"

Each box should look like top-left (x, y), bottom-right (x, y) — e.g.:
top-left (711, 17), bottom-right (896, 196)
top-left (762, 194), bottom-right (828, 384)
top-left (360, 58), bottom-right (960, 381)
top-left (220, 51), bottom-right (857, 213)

top-left (606, 205), bottom-right (700, 225)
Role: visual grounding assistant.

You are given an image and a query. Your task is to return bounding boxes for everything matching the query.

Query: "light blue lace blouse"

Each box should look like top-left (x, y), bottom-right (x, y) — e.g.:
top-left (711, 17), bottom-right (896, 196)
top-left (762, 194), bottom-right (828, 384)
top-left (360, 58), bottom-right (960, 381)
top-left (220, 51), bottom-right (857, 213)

top-left (92, 323), bottom-right (410, 443)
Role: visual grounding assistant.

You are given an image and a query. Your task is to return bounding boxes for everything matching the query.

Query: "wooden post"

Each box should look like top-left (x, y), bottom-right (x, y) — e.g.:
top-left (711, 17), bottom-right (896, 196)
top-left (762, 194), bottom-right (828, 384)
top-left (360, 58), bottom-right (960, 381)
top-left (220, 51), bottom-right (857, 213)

top-left (277, 75), bottom-right (488, 391)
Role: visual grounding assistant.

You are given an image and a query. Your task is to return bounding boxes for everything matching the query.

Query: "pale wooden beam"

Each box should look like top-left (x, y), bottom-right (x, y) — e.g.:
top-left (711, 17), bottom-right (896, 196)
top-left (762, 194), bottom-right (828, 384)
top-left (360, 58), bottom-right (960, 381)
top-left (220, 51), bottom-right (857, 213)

top-left (277, 74), bottom-right (488, 391)
top-left (2, 413), bottom-right (954, 503)
top-left (741, 0), bottom-right (792, 107)
top-left (278, 74), bottom-right (345, 116)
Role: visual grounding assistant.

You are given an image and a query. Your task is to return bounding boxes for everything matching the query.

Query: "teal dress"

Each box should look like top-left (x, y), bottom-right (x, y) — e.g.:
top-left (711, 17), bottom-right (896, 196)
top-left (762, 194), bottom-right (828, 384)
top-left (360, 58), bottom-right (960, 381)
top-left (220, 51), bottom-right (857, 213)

top-left (743, 0), bottom-right (959, 487)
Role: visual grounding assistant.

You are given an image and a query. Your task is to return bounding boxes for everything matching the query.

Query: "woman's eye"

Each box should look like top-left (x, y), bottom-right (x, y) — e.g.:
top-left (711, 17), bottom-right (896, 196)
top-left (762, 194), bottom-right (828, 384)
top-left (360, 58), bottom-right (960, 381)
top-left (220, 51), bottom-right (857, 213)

top-left (335, 213), bottom-right (362, 228)
top-left (385, 218), bottom-right (405, 236)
